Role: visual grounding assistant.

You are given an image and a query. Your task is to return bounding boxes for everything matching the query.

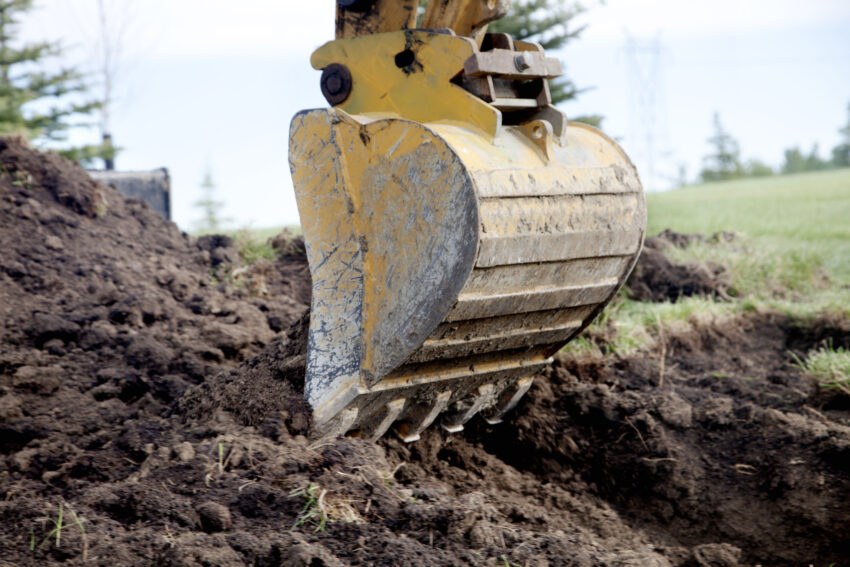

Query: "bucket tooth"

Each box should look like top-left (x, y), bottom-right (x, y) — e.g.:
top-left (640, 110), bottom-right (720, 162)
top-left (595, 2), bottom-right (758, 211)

top-left (361, 398), bottom-right (407, 441)
top-left (318, 407), bottom-right (360, 439)
top-left (397, 391), bottom-right (453, 443)
top-left (481, 376), bottom-right (534, 425)
top-left (442, 383), bottom-right (496, 432)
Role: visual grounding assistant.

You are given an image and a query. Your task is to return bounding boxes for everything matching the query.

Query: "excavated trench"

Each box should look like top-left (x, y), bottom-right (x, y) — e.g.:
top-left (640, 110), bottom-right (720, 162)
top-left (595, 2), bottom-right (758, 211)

top-left (1, 138), bottom-right (848, 566)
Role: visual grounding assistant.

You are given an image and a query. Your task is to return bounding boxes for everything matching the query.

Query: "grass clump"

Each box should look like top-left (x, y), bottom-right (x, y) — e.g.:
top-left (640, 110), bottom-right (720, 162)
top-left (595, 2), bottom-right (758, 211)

top-left (793, 343), bottom-right (850, 394)
top-left (291, 483), bottom-right (328, 532)
top-left (570, 294), bottom-right (738, 357)
top-left (232, 229), bottom-right (278, 265)
top-left (290, 482), bottom-right (363, 533)
top-left (32, 503), bottom-right (88, 561)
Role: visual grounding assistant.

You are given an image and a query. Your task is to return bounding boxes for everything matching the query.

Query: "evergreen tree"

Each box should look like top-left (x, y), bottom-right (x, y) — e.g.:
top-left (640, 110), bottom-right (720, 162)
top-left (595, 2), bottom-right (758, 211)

top-left (804, 144), bottom-right (830, 172)
top-left (699, 113), bottom-right (743, 182)
top-left (831, 101), bottom-right (850, 168)
top-left (781, 143), bottom-right (833, 174)
top-left (489, 0), bottom-right (602, 125)
top-left (193, 167), bottom-right (229, 234)
top-left (780, 147), bottom-right (808, 175)
top-left (0, 0), bottom-right (110, 165)
top-left (743, 159), bottom-right (774, 178)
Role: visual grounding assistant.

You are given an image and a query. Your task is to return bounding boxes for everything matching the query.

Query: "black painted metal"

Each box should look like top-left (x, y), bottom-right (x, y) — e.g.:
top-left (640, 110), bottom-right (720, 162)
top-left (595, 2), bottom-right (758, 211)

top-left (89, 168), bottom-right (171, 220)
top-left (337, 0), bottom-right (377, 12)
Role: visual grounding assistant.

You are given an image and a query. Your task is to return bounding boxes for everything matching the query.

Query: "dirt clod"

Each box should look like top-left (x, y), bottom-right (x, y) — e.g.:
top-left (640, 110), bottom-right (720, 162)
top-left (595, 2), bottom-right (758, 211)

top-left (197, 501), bottom-right (233, 533)
top-left (628, 230), bottom-right (731, 302)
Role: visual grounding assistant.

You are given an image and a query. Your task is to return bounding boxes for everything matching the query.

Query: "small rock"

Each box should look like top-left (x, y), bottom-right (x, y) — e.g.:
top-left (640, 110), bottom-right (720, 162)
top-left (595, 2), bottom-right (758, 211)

top-left (698, 397), bottom-right (735, 427)
top-left (125, 334), bottom-right (173, 374)
top-left (0, 393), bottom-right (23, 420)
top-left (281, 542), bottom-right (343, 567)
top-left (691, 542), bottom-right (742, 566)
top-left (11, 447), bottom-right (38, 472)
top-left (26, 312), bottom-right (81, 346)
top-left (44, 338), bottom-right (66, 355)
top-left (79, 320), bottom-right (118, 350)
top-left (656, 391), bottom-right (693, 429)
top-left (467, 520), bottom-right (501, 548)
top-left (44, 235), bottom-right (64, 251)
top-left (197, 501), bottom-right (232, 533)
top-left (175, 442), bottom-right (195, 463)
top-left (12, 365), bottom-right (61, 394)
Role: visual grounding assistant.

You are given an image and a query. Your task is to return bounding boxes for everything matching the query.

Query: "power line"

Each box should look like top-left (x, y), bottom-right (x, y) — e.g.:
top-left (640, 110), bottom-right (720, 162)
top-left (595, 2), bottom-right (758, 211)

top-left (623, 32), bottom-right (672, 190)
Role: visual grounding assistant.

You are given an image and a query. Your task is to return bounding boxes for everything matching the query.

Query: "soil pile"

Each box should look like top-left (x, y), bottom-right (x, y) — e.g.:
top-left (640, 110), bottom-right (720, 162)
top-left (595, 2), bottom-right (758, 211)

top-left (1, 140), bottom-right (848, 566)
top-left (628, 231), bottom-right (731, 302)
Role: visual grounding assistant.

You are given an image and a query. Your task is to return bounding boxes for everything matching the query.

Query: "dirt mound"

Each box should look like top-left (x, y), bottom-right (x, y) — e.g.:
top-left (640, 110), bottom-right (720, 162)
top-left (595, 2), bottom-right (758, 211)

top-left (461, 312), bottom-right (850, 565)
top-left (176, 311), bottom-right (312, 434)
top-left (1, 140), bottom-right (848, 566)
top-left (628, 230), bottom-right (731, 302)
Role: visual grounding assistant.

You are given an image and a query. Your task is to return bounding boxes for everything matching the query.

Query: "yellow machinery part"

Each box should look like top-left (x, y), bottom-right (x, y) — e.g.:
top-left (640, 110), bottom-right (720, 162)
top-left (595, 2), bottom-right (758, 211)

top-left (289, 29), bottom-right (646, 441)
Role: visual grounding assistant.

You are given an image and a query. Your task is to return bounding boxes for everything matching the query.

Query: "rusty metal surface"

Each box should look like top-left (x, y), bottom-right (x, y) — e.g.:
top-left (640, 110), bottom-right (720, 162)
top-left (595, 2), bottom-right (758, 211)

top-left (311, 30), bottom-right (502, 140)
top-left (464, 48), bottom-right (562, 79)
top-left (420, 0), bottom-right (510, 41)
top-left (288, 26), bottom-right (646, 441)
top-left (335, 0), bottom-right (418, 39)
top-left (290, 109), bottom-right (480, 417)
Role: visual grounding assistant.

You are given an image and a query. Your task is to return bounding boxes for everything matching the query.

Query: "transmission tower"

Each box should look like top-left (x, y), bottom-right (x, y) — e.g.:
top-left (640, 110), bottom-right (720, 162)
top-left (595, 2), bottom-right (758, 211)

top-left (623, 33), bottom-right (670, 190)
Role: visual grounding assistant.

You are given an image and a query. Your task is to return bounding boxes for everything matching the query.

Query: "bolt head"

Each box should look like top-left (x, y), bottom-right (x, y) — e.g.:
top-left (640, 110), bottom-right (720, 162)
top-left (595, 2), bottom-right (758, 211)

top-left (514, 52), bottom-right (533, 72)
top-left (320, 64), bottom-right (352, 106)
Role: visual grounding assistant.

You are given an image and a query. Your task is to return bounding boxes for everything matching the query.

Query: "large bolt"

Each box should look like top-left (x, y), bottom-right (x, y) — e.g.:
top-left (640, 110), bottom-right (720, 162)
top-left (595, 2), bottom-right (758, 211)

top-left (514, 52), bottom-right (533, 72)
top-left (320, 63), bottom-right (352, 106)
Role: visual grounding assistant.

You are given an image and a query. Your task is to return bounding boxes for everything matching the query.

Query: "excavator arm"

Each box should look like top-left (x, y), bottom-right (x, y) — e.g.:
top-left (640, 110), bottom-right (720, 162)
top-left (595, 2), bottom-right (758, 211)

top-left (288, 0), bottom-right (646, 441)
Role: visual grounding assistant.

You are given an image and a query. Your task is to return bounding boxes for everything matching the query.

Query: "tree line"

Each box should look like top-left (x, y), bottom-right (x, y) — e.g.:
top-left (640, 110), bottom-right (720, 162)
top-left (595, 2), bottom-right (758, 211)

top-left (700, 105), bottom-right (850, 183)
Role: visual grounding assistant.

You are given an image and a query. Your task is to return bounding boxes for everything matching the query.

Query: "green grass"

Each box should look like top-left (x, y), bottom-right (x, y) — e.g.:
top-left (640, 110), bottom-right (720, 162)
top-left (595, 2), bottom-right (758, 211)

top-left (650, 168), bottom-right (850, 311)
top-left (33, 503), bottom-right (87, 560)
top-left (231, 230), bottom-right (278, 264)
top-left (571, 169), bottom-right (850, 356)
top-left (647, 168), bottom-right (850, 282)
top-left (793, 343), bottom-right (850, 394)
top-left (290, 483), bottom-right (329, 532)
top-left (229, 224), bottom-right (301, 241)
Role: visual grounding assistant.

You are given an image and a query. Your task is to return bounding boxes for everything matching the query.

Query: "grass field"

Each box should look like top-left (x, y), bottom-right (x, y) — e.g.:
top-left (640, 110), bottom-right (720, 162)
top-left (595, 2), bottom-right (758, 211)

top-left (589, 167), bottom-right (850, 358)
top-left (647, 168), bottom-right (850, 282)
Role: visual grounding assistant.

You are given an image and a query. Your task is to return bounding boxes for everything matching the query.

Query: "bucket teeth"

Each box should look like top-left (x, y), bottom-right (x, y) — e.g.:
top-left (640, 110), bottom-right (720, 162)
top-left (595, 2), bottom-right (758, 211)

top-left (481, 376), bottom-right (534, 425)
top-left (397, 390), bottom-right (453, 443)
top-left (361, 398), bottom-right (407, 441)
top-left (322, 407), bottom-right (360, 439)
top-left (441, 383), bottom-right (496, 432)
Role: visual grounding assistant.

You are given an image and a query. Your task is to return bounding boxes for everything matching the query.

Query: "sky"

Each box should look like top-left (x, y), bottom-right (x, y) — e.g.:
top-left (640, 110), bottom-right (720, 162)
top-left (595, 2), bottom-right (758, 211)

top-left (21, 0), bottom-right (850, 231)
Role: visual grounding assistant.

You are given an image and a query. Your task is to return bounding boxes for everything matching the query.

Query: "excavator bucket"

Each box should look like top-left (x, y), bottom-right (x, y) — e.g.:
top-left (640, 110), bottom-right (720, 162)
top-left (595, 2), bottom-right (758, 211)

top-left (289, 2), bottom-right (646, 441)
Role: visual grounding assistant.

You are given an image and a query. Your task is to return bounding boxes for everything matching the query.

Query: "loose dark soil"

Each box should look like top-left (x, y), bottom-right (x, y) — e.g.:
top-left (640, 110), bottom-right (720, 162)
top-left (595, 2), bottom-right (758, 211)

top-left (627, 231), bottom-right (731, 302)
top-left (1, 139), bottom-right (848, 566)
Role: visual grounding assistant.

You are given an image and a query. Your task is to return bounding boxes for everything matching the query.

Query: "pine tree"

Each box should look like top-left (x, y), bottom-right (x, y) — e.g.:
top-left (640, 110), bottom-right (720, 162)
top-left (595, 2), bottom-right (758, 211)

top-left (831, 101), bottom-right (850, 168)
top-left (193, 167), bottom-right (229, 234)
top-left (0, 0), bottom-right (110, 165)
top-left (489, 0), bottom-right (600, 124)
top-left (781, 147), bottom-right (806, 175)
top-left (699, 113), bottom-right (743, 182)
